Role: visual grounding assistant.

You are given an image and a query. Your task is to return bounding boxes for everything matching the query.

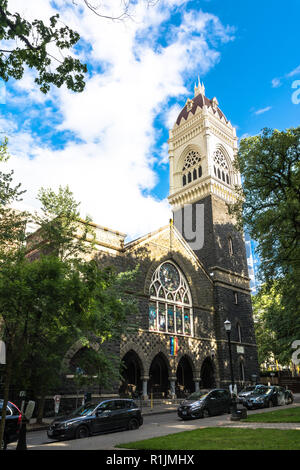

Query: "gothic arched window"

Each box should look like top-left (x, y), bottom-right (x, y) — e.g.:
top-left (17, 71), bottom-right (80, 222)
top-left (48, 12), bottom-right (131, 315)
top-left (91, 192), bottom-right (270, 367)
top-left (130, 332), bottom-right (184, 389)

top-left (182, 150), bottom-right (202, 187)
top-left (213, 149), bottom-right (231, 185)
top-left (149, 261), bottom-right (193, 336)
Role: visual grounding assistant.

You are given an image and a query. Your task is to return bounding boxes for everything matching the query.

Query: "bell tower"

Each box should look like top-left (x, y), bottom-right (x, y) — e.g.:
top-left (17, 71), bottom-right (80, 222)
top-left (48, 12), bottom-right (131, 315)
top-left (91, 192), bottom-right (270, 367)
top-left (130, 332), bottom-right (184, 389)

top-left (168, 78), bottom-right (246, 276)
top-left (168, 80), bottom-right (259, 387)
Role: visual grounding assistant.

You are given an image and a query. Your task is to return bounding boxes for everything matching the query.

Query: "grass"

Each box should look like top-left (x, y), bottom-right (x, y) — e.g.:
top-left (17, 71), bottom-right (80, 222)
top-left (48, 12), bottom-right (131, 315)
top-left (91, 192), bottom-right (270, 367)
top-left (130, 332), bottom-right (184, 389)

top-left (115, 427), bottom-right (300, 450)
top-left (242, 406), bottom-right (300, 423)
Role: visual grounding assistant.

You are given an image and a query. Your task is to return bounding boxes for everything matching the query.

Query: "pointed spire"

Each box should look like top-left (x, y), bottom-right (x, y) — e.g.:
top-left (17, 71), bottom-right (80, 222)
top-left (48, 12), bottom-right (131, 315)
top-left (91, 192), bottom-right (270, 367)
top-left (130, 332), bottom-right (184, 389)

top-left (194, 77), bottom-right (205, 97)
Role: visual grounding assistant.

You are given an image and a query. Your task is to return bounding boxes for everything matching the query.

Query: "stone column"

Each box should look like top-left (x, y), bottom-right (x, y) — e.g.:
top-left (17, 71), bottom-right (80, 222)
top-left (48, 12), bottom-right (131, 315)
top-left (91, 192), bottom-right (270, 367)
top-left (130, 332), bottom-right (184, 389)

top-left (169, 377), bottom-right (177, 399)
top-left (141, 376), bottom-right (149, 400)
top-left (194, 377), bottom-right (201, 392)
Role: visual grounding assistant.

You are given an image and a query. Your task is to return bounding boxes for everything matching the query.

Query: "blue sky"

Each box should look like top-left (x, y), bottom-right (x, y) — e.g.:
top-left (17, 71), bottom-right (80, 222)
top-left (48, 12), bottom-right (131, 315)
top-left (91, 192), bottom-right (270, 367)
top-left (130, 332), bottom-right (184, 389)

top-left (0, 0), bottom-right (299, 254)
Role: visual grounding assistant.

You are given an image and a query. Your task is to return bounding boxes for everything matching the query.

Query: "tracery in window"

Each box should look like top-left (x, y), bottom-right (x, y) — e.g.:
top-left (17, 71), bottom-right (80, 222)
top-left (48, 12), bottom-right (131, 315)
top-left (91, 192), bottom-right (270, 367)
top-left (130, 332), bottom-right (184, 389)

top-left (213, 149), bottom-right (231, 185)
top-left (149, 261), bottom-right (193, 336)
top-left (182, 150), bottom-right (202, 187)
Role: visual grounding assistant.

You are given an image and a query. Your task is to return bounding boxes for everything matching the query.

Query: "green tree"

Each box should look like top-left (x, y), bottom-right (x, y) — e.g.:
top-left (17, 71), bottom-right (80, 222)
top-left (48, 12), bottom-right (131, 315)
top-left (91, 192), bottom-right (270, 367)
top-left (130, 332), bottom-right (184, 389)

top-left (0, 0), bottom-right (158, 94)
top-left (230, 127), bottom-right (300, 282)
top-left (253, 278), bottom-right (300, 367)
top-left (229, 127), bottom-right (300, 370)
top-left (0, 0), bottom-right (87, 93)
top-left (0, 137), bottom-right (28, 257)
top-left (31, 185), bottom-right (96, 261)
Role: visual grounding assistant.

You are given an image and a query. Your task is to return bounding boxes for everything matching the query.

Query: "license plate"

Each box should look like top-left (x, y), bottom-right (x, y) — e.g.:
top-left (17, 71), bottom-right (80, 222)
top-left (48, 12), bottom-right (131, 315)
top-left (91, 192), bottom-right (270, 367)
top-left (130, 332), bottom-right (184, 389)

top-left (182, 411), bottom-right (187, 415)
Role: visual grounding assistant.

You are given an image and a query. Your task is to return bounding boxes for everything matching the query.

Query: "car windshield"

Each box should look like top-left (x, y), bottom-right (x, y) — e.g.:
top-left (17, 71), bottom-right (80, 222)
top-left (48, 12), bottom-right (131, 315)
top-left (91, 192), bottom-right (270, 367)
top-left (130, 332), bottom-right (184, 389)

top-left (240, 387), bottom-right (255, 393)
top-left (251, 388), bottom-right (268, 396)
top-left (68, 404), bottom-right (97, 417)
top-left (187, 391), bottom-right (209, 400)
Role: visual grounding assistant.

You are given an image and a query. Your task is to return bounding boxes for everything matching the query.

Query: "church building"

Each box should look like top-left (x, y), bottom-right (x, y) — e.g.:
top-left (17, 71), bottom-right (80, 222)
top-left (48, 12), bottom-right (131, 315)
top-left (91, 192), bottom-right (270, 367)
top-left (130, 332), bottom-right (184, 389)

top-left (60, 81), bottom-right (260, 398)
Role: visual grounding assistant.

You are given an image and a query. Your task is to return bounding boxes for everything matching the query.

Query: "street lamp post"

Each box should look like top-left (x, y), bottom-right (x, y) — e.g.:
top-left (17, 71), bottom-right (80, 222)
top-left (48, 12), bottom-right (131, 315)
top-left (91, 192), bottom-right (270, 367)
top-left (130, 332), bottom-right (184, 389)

top-left (224, 319), bottom-right (237, 413)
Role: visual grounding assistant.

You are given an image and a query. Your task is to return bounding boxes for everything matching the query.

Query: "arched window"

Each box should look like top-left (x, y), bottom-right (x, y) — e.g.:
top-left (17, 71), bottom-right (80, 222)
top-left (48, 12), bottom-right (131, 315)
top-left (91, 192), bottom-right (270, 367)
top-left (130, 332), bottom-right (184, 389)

top-left (213, 149), bottom-right (231, 185)
top-left (149, 261), bottom-right (193, 336)
top-left (182, 150), bottom-right (202, 187)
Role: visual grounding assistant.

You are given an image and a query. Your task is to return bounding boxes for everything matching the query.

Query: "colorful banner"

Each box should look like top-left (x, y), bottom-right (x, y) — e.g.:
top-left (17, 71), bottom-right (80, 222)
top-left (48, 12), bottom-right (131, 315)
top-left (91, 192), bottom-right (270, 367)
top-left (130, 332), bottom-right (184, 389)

top-left (170, 336), bottom-right (178, 356)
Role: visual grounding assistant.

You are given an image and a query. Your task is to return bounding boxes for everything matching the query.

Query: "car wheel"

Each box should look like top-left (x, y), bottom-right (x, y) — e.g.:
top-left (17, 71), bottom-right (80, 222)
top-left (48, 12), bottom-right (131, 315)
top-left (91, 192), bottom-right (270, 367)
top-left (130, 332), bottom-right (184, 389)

top-left (128, 418), bottom-right (139, 430)
top-left (75, 425), bottom-right (89, 439)
top-left (202, 408), bottom-right (210, 418)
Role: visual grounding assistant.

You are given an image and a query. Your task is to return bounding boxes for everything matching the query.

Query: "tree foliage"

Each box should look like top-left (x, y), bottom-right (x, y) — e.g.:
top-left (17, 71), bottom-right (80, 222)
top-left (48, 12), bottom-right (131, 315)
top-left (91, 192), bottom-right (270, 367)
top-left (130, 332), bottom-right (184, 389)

top-left (230, 127), bottom-right (300, 282)
top-left (253, 277), bottom-right (300, 366)
top-left (31, 185), bottom-right (96, 261)
top-left (0, 146), bottom-right (137, 443)
top-left (0, 0), bottom-right (87, 93)
top-left (230, 127), bottom-right (300, 368)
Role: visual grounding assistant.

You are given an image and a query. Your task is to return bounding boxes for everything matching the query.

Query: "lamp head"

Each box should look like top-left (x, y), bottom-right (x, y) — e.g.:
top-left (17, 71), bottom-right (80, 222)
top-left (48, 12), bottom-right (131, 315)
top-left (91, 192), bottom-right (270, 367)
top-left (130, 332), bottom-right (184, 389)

top-left (224, 319), bottom-right (231, 332)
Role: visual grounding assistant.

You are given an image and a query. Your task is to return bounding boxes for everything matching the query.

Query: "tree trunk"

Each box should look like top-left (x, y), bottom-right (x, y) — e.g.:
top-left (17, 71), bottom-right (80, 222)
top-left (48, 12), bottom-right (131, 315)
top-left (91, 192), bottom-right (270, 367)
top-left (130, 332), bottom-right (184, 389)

top-left (0, 351), bottom-right (13, 450)
top-left (36, 395), bottom-right (46, 424)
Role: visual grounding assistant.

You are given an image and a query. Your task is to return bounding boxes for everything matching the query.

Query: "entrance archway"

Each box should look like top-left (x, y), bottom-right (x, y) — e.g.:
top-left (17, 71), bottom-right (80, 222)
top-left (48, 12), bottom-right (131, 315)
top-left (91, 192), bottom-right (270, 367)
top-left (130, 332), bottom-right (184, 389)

top-left (148, 353), bottom-right (169, 398)
top-left (176, 355), bottom-right (194, 397)
top-left (200, 357), bottom-right (215, 388)
top-left (120, 350), bottom-right (143, 397)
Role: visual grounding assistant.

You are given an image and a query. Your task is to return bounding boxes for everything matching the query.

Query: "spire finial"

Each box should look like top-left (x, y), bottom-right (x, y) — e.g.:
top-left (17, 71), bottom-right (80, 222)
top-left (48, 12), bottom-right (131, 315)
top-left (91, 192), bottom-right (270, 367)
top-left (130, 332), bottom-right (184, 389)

top-left (194, 77), bottom-right (205, 97)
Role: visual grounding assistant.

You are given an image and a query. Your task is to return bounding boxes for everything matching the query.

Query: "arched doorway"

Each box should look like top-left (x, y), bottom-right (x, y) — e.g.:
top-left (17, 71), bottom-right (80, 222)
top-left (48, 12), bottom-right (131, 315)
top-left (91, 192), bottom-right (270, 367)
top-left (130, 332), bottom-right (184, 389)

top-left (148, 353), bottom-right (169, 398)
top-left (176, 355), bottom-right (194, 397)
top-left (120, 350), bottom-right (143, 397)
top-left (200, 357), bottom-right (215, 388)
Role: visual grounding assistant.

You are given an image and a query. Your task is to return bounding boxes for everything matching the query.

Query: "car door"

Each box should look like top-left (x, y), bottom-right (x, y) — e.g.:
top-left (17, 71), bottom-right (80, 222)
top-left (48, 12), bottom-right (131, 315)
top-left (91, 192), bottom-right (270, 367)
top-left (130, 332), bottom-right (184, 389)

top-left (92, 401), bottom-right (116, 434)
top-left (217, 390), bottom-right (231, 413)
top-left (112, 400), bottom-right (129, 429)
top-left (206, 391), bottom-right (221, 415)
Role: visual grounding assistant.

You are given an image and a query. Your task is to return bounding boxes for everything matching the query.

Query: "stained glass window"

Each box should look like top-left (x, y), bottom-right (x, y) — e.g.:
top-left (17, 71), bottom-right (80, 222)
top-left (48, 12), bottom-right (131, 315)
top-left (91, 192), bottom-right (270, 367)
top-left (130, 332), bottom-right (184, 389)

top-left (148, 261), bottom-right (193, 337)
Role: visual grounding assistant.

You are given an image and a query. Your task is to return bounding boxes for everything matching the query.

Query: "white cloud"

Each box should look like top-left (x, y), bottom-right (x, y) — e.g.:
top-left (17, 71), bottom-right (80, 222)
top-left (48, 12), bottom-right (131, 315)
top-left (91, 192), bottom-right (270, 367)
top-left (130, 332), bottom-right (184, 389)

top-left (287, 65), bottom-right (300, 78)
top-left (254, 106), bottom-right (272, 115)
top-left (271, 78), bottom-right (281, 88)
top-left (3, 0), bottom-right (234, 241)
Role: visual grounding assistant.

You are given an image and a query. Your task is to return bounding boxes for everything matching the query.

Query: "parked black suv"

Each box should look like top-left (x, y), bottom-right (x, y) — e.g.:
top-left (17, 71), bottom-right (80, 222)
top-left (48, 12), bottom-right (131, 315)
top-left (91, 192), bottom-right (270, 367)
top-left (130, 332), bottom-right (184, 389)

top-left (0, 400), bottom-right (22, 450)
top-left (47, 399), bottom-right (143, 441)
top-left (178, 389), bottom-right (232, 419)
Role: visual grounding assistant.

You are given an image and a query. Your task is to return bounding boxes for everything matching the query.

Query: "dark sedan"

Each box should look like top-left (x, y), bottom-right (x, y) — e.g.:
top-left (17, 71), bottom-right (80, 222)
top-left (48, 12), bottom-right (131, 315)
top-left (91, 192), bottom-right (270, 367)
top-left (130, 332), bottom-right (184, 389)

top-left (178, 389), bottom-right (232, 419)
top-left (47, 399), bottom-right (143, 441)
top-left (0, 400), bottom-right (22, 450)
top-left (243, 386), bottom-right (286, 410)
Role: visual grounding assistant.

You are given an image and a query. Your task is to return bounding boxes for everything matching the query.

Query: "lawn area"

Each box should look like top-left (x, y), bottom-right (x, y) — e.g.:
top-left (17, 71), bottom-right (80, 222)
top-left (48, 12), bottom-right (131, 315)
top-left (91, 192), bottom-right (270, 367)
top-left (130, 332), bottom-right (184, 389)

top-left (115, 427), bottom-right (300, 450)
top-left (243, 406), bottom-right (300, 423)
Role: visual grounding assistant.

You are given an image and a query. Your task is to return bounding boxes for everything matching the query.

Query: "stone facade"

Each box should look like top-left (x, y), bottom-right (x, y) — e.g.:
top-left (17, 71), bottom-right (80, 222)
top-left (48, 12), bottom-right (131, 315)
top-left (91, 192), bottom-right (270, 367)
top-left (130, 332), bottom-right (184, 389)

top-left (59, 82), bottom-right (259, 398)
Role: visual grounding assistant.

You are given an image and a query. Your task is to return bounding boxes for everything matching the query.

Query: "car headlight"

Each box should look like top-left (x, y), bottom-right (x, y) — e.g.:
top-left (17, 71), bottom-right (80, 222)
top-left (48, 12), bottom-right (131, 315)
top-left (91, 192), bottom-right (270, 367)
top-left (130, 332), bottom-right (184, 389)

top-left (58, 421), bottom-right (74, 429)
top-left (190, 401), bottom-right (203, 409)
